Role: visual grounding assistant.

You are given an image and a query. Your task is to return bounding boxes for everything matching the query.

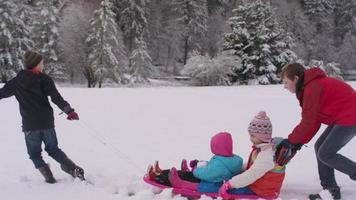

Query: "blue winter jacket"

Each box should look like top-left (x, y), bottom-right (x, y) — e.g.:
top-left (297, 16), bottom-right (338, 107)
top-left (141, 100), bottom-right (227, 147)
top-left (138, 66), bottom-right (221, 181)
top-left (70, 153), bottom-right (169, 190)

top-left (193, 154), bottom-right (243, 183)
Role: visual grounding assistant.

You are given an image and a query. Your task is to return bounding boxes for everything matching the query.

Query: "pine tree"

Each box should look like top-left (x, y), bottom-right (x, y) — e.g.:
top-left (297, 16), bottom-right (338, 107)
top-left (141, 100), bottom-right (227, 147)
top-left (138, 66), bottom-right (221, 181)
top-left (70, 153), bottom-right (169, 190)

top-left (114, 0), bottom-right (148, 68)
top-left (207, 0), bottom-right (239, 16)
top-left (146, 0), bottom-right (170, 66)
top-left (205, 2), bottom-right (225, 59)
top-left (303, 0), bottom-right (335, 18)
top-left (17, 0), bottom-right (33, 25)
top-left (145, 0), bottom-right (182, 73)
top-left (12, 0), bottom-right (33, 71)
top-left (204, 0), bottom-right (239, 58)
top-left (130, 38), bottom-right (153, 83)
top-left (58, 0), bottom-right (95, 84)
top-left (0, 1), bottom-right (32, 82)
top-left (334, 0), bottom-right (356, 41)
top-left (308, 60), bottom-right (343, 80)
top-left (33, 0), bottom-right (65, 80)
top-left (172, 0), bottom-right (208, 65)
top-left (224, 0), bottom-right (297, 85)
top-left (0, 1), bottom-right (16, 82)
top-left (86, 0), bottom-right (125, 88)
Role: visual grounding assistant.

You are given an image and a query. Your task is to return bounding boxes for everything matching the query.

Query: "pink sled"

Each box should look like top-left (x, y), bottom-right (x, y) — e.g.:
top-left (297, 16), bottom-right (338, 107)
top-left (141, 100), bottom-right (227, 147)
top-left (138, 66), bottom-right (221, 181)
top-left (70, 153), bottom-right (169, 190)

top-left (143, 175), bottom-right (278, 199)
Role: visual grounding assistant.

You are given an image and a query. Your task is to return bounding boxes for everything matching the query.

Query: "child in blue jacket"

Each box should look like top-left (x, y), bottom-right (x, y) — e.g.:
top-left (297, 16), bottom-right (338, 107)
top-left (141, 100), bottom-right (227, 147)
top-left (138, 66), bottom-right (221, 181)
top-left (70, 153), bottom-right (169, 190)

top-left (147, 132), bottom-right (243, 192)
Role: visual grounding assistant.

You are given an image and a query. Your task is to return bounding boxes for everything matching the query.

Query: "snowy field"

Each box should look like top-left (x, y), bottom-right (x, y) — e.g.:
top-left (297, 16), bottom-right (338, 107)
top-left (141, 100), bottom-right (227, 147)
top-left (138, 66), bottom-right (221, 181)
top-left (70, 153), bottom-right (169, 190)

top-left (1, 83), bottom-right (356, 200)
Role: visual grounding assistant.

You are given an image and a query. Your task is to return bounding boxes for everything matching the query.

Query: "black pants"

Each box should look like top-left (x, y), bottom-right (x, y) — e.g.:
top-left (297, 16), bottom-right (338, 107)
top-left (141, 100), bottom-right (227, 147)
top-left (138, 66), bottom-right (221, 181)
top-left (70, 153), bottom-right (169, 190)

top-left (155, 169), bottom-right (200, 186)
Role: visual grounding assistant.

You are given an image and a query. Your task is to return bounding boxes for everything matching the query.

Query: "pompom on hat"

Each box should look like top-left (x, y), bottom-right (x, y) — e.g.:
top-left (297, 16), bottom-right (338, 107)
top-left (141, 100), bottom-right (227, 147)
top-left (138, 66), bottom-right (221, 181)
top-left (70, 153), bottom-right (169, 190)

top-left (23, 51), bottom-right (43, 69)
top-left (248, 111), bottom-right (272, 142)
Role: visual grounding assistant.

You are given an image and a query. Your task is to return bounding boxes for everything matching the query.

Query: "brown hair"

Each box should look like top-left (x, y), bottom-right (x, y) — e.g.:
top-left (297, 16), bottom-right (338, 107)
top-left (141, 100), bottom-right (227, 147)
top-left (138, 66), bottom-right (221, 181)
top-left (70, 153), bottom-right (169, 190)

top-left (280, 63), bottom-right (305, 80)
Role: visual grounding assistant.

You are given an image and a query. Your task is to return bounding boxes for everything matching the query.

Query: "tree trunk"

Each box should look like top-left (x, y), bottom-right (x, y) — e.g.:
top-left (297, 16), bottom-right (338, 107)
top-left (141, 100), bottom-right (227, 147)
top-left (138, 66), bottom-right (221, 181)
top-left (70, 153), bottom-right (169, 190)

top-left (165, 45), bottom-right (171, 72)
top-left (183, 37), bottom-right (189, 65)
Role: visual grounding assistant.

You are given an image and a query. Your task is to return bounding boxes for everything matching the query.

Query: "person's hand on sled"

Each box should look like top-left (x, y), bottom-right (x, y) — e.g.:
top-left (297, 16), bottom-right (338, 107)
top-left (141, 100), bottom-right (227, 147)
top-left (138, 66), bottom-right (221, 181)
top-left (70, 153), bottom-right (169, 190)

top-left (189, 159), bottom-right (199, 170)
top-left (275, 138), bottom-right (302, 166)
top-left (189, 159), bottom-right (208, 170)
top-left (67, 111), bottom-right (79, 120)
top-left (219, 181), bottom-right (232, 200)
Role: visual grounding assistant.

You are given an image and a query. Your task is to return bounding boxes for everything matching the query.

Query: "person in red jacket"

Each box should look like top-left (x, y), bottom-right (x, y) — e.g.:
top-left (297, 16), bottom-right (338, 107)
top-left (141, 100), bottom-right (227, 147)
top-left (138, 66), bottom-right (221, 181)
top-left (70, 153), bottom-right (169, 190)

top-left (277, 63), bottom-right (356, 200)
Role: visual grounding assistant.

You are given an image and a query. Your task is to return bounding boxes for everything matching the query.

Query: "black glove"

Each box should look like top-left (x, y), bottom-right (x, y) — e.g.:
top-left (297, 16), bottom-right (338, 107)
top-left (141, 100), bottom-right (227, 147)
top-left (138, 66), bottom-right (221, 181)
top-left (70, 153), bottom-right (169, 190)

top-left (275, 139), bottom-right (302, 166)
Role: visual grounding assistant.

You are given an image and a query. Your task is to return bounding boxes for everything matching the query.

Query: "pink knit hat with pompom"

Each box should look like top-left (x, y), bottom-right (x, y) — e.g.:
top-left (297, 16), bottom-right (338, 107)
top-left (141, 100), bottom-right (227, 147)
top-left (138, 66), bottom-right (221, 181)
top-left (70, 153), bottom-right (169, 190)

top-left (248, 111), bottom-right (272, 142)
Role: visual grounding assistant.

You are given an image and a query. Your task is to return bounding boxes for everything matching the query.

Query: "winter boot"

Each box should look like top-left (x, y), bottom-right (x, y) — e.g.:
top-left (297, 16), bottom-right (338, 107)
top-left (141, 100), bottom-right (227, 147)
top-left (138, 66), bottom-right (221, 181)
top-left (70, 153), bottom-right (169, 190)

top-left (168, 167), bottom-right (198, 190)
top-left (309, 187), bottom-right (341, 200)
top-left (60, 158), bottom-right (85, 181)
top-left (146, 164), bottom-right (156, 180)
top-left (153, 160), bottom-right (162, 174)
top-left (181, 159), bottom-right (189, 172)
top-left (38, 164), bottom-right (56, 184)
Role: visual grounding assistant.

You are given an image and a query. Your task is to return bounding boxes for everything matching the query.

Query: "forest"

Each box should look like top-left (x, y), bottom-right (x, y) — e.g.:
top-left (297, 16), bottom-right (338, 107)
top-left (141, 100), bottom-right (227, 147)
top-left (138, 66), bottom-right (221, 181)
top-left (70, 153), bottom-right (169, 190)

top-left (0, 0), bottom-right (355, 87)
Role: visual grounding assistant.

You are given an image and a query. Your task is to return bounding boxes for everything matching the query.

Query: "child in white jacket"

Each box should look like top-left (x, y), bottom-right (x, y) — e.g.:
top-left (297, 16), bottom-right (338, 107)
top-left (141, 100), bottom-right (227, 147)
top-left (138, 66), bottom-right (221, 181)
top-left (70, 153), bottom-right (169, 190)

top-left (219, 111), bottom-right (286, 198)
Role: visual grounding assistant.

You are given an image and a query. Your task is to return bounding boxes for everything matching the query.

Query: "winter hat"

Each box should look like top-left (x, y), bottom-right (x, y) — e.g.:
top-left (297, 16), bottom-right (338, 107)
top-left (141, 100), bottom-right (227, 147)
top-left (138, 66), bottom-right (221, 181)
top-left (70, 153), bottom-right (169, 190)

top-left (248, 111), bottom-right (272, 142)
top-left (24, 51), bottom-right (43, 69)
top-left (210, 132), bottom-right (233, 157)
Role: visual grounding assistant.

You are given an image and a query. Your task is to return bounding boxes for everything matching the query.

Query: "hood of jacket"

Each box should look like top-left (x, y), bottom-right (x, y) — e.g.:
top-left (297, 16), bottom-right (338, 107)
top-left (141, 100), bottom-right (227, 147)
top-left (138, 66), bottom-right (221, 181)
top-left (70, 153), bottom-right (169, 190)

top-left (303, 67), bottom-right (326, 86)
top-left (210, 132), bottom-right (233, 157)
top-left (296, 67), bottom-right (326, 101)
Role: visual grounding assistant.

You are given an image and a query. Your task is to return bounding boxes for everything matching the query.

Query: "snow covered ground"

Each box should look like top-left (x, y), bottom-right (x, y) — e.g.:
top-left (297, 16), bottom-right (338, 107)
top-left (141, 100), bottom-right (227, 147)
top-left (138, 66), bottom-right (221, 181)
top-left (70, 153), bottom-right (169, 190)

top-left (1, 84), bottom-right (356, 200)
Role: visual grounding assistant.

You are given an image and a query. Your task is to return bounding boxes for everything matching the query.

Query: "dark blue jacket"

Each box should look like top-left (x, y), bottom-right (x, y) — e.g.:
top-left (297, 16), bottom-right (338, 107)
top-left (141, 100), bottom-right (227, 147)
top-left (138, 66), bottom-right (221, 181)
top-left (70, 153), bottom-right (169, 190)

top-left (0, 70), bottom-right (73, 131)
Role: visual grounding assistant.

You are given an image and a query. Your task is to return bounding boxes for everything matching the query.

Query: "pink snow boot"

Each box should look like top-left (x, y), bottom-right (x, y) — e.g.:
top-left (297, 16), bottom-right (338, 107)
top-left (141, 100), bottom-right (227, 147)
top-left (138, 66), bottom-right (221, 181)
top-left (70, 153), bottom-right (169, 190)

top-left (153, 160), bottom-right (162, 174)
top-left (146, 164), bottom-right (156, 180)
top-left (168, 167), bottom-right (198, 190)
top-left (181, 159), bottom-right (190, 172)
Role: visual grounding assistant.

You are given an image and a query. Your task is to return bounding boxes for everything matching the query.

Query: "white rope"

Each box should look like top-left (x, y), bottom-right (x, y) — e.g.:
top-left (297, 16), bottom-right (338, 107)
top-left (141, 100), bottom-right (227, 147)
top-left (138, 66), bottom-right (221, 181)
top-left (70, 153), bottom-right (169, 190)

top-left (73, 119), bottom-right (145, 174)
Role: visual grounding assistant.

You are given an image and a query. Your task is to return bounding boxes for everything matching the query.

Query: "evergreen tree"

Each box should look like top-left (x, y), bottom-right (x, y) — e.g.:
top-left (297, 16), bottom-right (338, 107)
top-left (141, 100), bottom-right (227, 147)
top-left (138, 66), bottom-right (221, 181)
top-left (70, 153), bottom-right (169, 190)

top-left (204, 0), bottom-right (239, 58)
top-left (33, 0), bottom-right (65, 80)
top-left (86, 0), bottom-right (125, 88)
top-left (145, 0), bottom-right (182, 73)
top-left (114, 0), bottom-right (148, 68)
top-left (17, 0), bottom-right (33, 25)
top-left (0, 1), bottom-right (16, 82)
top-left (303, 0), bottom-right (335, 18)
top-left (308, 60), bottom-right (343, 80)
top-left (205, 7), bottom-right (225, 58)
top-left (58, 0), bottom-right (94, 84)
top-left (0, 1), bottom-right (32, 82)
top-left (130, 38), bottom-right (153, 83)
top-left (172, 0), bottom-right (208, 65)
top-left (146, 0), bottom-right (162, 64)
top-left (334, 0), bottom-right (356, 41)
top-left (12, 0), bottom-right (33, 71)
top-left (207, 0), bottom-right (239, 16)
top-left (146, 0), bottom-right (170, 66)
top-left (224, 0), bottom-right (297, 85)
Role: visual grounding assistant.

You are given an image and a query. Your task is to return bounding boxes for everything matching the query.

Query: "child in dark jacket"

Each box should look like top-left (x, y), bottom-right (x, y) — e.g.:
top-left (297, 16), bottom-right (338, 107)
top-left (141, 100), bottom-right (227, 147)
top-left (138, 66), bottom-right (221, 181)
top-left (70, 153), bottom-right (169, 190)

top-left (147, 132), bottom-right (243, 193)
top-left (0, 51), bottom-right (84, 183)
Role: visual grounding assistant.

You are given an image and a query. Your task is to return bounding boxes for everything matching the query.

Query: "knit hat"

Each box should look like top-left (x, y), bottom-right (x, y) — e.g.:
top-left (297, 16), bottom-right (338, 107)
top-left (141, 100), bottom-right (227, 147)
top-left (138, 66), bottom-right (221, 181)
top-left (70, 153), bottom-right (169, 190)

top-left (24, 51), bottom-right (43, 69)
top-left (210, 132), bottom-right (233, 157)
top-left (248, 111), bottom-right (272, 142)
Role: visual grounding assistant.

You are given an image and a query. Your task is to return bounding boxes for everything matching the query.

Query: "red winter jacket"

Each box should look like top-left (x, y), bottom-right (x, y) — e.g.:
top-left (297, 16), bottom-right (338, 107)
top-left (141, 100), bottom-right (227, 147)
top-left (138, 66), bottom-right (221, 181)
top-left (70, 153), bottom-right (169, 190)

top-left (288, 67), bottom-right (356, 144)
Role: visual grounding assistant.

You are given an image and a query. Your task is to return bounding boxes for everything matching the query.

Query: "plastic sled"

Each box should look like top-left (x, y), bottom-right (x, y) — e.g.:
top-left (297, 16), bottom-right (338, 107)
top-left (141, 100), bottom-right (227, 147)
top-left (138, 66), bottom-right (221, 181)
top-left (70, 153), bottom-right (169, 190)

top-left (143, 175), bottom-right (278, 199)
